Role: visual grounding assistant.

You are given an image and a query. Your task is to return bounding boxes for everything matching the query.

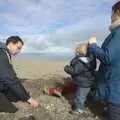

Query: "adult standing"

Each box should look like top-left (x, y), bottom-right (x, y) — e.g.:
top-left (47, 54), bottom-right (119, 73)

top-left (88, 1), bottom-right (120, 120)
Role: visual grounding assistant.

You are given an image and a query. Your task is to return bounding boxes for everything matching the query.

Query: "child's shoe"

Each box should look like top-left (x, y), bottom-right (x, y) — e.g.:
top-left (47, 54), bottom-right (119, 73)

top-left (70, 109), bottom-right (84, 115)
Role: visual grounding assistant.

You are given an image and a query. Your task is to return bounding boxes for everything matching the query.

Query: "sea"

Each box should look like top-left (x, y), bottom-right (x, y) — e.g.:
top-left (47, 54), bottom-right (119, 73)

top-left (13, 53), bottom-right (74, 61)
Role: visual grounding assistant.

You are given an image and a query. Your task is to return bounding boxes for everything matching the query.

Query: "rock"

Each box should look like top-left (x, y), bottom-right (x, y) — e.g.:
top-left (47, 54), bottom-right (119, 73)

top-left (0, 113), bottom-right (15, 120)
top-left (18, 115), bottom-right (36, 120)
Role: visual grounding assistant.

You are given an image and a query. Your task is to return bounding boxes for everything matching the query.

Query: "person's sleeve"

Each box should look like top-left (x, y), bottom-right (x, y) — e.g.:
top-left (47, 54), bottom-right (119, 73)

top-left (1, 66), bottom-right (30, 101)
top-left (88, 43), bottom-right (110, 65)
top-left (0, 52), bottom-right (30, 101)
top-left (64, 62), bottom-right (84, 76)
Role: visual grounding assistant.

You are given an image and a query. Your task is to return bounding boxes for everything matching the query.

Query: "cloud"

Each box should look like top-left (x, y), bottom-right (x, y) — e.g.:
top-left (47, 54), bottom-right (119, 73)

top-left (0, 0), bottom-right (116, 34)
top-left (0, 0), bottom-right (117, 54)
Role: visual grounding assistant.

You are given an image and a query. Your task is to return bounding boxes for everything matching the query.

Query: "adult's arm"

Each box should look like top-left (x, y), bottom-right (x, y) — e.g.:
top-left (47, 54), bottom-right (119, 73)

top-left (88, 43), bottom-right (110, 65)
top-left (64, 61), bottom-right (84, 76)
top-left (0, 52), bottom-right (30, 101)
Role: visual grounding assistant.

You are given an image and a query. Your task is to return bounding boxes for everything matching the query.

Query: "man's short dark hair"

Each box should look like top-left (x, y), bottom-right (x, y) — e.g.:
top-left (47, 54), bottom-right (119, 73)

top-left (112, 1), bottom-right (120, 13)
top-left (6, 36), bottom-right (24, 45)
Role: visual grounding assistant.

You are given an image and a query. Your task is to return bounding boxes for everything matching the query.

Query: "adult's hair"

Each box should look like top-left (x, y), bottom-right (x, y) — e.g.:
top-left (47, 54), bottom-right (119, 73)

top-left (112, 1), bottom-right (120, 13)
top-left (6, 36), bottom-right (24, 45)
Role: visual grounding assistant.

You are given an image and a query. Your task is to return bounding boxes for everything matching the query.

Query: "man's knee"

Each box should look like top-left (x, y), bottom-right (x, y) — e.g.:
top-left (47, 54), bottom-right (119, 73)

top-left (0, 92), bottom-right (18, 113)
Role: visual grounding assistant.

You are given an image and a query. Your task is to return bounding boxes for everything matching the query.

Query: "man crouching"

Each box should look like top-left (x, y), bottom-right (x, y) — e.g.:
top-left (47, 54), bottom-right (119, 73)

top-left (0, 36), bottom-right (39, 112)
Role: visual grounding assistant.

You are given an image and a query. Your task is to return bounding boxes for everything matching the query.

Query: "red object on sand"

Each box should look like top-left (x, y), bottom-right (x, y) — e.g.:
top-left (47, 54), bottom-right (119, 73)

top-left (46, 81), bottom-right (77, 95)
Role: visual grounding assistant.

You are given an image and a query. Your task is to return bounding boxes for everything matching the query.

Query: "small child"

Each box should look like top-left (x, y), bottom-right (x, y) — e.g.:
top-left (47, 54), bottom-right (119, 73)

top-left (43, 43), bottom-right (96, 115)
top-left (64, 43), bottom-right (96, 114)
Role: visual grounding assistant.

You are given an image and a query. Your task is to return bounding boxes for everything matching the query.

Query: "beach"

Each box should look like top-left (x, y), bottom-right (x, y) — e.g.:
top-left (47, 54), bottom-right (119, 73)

top-left (13, 59), bottom-right (68, 79)
top-left (1, 58), bottom-right (103, 120)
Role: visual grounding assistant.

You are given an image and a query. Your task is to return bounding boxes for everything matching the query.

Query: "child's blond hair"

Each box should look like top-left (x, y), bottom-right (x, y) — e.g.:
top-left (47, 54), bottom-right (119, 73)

top-left (75, 43), bottom-right (88, 56)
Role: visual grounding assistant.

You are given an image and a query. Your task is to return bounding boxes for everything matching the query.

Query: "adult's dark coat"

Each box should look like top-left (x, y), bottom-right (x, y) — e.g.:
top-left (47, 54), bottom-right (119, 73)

top-left (0, 42), bottom-right (30, 101)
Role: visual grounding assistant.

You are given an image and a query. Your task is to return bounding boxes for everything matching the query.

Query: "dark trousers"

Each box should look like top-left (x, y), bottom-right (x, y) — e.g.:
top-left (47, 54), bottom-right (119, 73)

top-left (0, 92), bottom-right (18, 113)
top-left (108, 103), bottom-right (120, 120)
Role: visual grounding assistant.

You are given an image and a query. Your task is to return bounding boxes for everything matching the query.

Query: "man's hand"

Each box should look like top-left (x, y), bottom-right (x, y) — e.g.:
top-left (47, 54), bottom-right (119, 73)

top-left (27, 97), bottom-right (40, 108)
top-left (88, 36), bottom-right (97, 44)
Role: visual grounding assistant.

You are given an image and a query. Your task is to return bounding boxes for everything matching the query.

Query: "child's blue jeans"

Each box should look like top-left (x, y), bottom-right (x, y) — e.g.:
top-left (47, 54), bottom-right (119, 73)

top-left (74, 86), bottom-right (90, 110)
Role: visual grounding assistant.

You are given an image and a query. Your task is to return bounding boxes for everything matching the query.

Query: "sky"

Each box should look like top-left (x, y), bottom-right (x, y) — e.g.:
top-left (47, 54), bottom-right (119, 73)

top-left (0, 0), bottom-right (119, 55)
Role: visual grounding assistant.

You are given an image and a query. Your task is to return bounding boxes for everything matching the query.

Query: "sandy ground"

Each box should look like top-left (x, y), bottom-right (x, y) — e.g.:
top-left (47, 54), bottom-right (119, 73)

top-left (13, 59), bottom-right (68, 79)
top-left (0, 59), bottom-right (105, 120)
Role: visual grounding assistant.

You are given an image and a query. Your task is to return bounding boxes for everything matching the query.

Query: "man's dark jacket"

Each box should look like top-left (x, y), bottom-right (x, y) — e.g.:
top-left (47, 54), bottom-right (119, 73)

top-left (0, 42), bottom-right (30, 101)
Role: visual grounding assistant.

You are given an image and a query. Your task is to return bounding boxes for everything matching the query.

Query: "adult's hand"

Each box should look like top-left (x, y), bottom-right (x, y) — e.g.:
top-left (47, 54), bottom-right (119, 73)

top-left (88, 36), bottom-right (97, 44)
top-left (27, 97), bottom-right (40, 108)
